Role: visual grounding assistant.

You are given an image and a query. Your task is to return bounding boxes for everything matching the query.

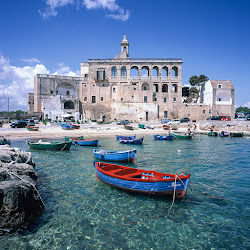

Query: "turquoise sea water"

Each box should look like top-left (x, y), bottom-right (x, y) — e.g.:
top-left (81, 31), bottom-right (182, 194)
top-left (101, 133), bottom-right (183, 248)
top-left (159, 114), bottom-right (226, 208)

top-left (1, 135), bottom-right (250, 249)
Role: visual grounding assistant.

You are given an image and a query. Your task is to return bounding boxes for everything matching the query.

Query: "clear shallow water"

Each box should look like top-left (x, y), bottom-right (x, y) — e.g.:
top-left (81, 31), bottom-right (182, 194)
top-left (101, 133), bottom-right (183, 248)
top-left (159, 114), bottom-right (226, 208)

top-left (1, 135), bottom-right (250, 249)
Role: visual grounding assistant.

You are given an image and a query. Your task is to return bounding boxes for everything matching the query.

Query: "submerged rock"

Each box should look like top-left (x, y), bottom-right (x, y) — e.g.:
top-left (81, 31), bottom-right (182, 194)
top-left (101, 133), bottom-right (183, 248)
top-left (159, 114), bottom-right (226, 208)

top-left (0, 136), bottom-right (10, 146)
top-left (0, 140), bottom-right (44, 232)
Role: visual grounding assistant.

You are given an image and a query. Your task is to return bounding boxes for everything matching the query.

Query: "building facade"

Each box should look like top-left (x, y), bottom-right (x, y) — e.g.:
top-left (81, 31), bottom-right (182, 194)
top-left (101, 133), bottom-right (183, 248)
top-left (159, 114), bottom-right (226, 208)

top-left (28, 36), bottom-right (235, 121)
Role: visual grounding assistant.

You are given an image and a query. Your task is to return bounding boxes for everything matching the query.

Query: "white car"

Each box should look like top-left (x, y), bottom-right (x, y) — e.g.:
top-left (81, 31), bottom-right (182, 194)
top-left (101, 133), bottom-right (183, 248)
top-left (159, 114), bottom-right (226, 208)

top-left (167, 119), bottom-right (181, 125)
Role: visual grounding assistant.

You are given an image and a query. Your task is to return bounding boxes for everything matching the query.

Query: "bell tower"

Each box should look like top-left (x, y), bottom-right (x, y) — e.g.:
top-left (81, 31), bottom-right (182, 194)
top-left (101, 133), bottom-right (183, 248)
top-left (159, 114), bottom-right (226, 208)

top-left (121, 34), bottom-right (129, 57)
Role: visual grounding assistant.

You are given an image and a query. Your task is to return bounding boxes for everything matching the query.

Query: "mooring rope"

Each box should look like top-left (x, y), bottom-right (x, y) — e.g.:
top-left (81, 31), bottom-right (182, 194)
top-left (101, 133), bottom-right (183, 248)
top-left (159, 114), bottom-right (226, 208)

top-left (168, 174), bottom-right (177, 216)
top-left (5, 168), bottom-right (46, 208)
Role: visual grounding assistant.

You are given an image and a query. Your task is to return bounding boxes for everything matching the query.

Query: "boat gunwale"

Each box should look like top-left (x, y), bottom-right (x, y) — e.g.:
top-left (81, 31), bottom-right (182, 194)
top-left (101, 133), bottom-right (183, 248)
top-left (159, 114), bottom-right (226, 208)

top-left (94, 162), bottom-right (190, 183)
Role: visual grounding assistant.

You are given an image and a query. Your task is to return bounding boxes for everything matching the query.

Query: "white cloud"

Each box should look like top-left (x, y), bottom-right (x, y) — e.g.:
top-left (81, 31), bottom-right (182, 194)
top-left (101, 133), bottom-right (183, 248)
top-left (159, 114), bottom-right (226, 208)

top-left (243, 102), bottom-right (250, 108)
top-left (21, 58), bottom-right (40, 64)
top-left (83, 0), bottom-right (119, 11)
top-left (40, 0), bottom-right (74, 19)
top-left (40, 0), bottom-right (130, 21)
top-left (0, 54), bottom-right (79, 111)
top-left (107, 9), bottom-right (130, 22)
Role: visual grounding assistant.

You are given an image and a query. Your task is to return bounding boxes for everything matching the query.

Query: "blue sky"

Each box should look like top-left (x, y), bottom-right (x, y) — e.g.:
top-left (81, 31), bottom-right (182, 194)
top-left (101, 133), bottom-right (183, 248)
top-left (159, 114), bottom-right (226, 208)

top-left (0, 0), bottom-right (250, 111)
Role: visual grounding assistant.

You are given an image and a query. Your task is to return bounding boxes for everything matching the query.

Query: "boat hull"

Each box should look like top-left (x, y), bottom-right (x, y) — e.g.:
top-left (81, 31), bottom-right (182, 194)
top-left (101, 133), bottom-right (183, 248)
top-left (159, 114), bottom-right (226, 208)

top-left (208, 132), bottom-right (218, 136)
top-left (27, 126), bottom-right (39, 131)
top-left (174, 134), bottom-right (192, 140)
top-left (230, 132), bottom-right (243, 137)
top-left (154, 135), bottom-right (174, 140)
top-left (60, 122), bottom-right (74, 130)
top-left (119, 137), bottom-right (144, 144)
top-left (65, 136), bottom-right (84, 141)
top-left (93, 149), bottom-right (137, 162)
top-left (74, 139), bottom-right (99, 146)
top-left (28, 141), bottom-right (72, 150)
top-left (93, 162), bottom-right (190, 198)
top-left (124, 125), bottom-right (134, 130)
top-left (116, 135), bottom-right (136, 140)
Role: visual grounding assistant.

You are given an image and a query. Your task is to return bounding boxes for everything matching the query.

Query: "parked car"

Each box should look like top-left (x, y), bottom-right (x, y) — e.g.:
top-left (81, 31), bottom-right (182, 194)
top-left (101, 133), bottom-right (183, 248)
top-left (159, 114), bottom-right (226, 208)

top-left (31, 117), bottom-right (40, 124)
top-left (220, 116), bottom-right (231, 121)
top-left (167, 119), bottom-right (180, 125)
top-left (10, 121), bottom-right (27, 128)
top-left (24, 119), bottom-right (36, 126)
top-left (207, 116), bottom-right (220, 120)
top-left (180, 118), bottom-right (190, 123)
top-left (161, 118), bottom-right (172, 124)
top-left (237, 116), bottom-right (247, 121)
top-left (116, 120), bottom-right (130, 125)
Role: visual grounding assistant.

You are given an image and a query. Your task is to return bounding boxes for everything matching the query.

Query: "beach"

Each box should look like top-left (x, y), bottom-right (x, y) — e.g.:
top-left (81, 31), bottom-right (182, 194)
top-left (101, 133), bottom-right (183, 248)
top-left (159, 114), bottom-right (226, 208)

top-left (1, 120), bottom-right (250, 140)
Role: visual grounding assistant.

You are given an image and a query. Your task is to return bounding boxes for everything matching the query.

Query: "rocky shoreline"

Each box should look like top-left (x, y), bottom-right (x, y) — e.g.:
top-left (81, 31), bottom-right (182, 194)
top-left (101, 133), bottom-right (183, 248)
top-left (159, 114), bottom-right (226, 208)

top-left (0, 137), bottom-right (44, 233)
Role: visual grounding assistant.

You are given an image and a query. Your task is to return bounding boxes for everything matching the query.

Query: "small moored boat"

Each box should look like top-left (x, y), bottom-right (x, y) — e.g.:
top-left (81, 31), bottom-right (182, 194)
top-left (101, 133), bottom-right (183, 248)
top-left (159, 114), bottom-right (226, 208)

top-left (69, 123), bottom-right (80, 129)
top-left (65, 136), bottom-right (84, 141)
top-left (124, 125), bottom-right (134, 130)
top-left (154, 134), bottom-right (175, 140)
top-left (60, 122), bottom-right (74, 130)
top-left (93, 161), bottom-right (191, 198)
top-left (230, 132), bottom-right (243, 137)
top-left (119, 137), bottom-right (144, 144)
top-left (219, 131), bottom-right (229, 137)
top-left (72, 138), bottom-right (99, 146)
top-left (138, 124), bottom-right (146, 129)
top-left (116, 135), bottom-right (136, 140)
top-left (27, 125), bottom-right (39, 131)
top-left (173, 133), bottom-right (192, 140)
top-left (93, 148), bottom-right (137, 162)
top-left (163, 125), bottom-right (170, 130)
top-left (208, 131), bottom-right (218, 136)
top-left (27, 140), bottom-right (72, 150)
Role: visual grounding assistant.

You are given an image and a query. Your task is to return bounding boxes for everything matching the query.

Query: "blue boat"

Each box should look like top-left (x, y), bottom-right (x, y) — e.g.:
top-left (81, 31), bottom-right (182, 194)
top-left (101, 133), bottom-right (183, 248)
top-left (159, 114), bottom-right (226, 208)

top-left (219, 131), bottom-right (229, 137)
top-left (60, 122), bottom-right (74, 130)
top-left (119, 137), bottom-right (144, 144)
top-left (154, 134), bottom-right (175, 140)
top-left (93, 148), bottom-right (137, 162)
top-left (116, 135), bottom-right (136, 140)
top-left (73, 138), bottom-right (99, 146)
top-left (93, 161), bottom-right (191, 198)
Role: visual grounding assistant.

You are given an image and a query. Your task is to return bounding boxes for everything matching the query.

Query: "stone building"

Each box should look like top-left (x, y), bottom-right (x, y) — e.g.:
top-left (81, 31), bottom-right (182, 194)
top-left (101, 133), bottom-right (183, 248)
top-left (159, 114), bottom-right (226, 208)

top-left (28, 35), bottom-right (235, 122)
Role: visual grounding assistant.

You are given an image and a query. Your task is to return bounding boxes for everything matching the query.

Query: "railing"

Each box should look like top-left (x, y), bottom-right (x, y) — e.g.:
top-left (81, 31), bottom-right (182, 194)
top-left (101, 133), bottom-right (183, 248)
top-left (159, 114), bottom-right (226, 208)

top-left (89, 58), bottom-right (182, 63)
top-left (36, 74), bottom-right (85, 80)
top-left (110, 76), bottom-right (179, 81)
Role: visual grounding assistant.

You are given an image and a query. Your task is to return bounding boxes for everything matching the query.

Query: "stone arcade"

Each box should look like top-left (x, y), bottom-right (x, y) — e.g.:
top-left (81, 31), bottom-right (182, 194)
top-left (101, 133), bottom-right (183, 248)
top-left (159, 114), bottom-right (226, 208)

top-left (28, 35), bottom-right (234, 122)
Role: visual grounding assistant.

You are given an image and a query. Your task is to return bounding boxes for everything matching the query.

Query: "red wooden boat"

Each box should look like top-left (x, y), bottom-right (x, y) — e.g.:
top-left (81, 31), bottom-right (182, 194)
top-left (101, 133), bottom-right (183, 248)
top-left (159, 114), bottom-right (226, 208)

top-left (93, 162), bottom-right (190, 198)
top-left (69, 123), bottom-right (80, 129)
top-left (27, 125), bottom-right (39, 131)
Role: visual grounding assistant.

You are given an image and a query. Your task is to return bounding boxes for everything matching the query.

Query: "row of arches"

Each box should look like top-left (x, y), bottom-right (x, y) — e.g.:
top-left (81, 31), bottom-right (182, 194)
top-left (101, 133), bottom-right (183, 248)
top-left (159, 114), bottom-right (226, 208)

top-left (111, 66), bottom-right (179, 78)
top-left (142, 83), bottom-right (178, 93)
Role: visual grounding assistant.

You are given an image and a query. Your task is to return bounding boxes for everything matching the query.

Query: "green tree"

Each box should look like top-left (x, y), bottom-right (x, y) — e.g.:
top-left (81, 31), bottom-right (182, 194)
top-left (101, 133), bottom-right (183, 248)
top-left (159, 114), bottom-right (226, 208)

top-left (189, 74), bottom-right (209, 86)
top-left (236, 106), bottom-right (250, 113)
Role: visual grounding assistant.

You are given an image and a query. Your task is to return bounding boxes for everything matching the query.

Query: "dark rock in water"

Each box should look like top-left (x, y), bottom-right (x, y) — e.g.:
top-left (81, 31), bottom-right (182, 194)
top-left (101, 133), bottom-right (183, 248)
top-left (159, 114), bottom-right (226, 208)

top-left (0, 145), bottom-right (44, 232)
top-left (0, 136), bottom-right (11, 146)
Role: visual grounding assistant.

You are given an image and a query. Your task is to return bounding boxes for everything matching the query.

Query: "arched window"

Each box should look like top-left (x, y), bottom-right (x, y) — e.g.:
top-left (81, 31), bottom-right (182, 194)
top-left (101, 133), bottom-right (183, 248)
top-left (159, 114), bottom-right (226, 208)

top-left (162, 84), bottom-right (168, 93)
top-left (142, 83), bottom-right (150, 91)
top-left (131, 66), bottom-right (139, 79)
top-left (121, 66), bottom-right (127, 77)
top-left (64, 101), bottom-right (74, 109)
top-left (111, 67), bottom-right (117, 77)
top-left (141, 66), bottom-right (149, 79)
top-left (56, 82), bottom-right (75, 96)
top-left (172, 66), bottom-right (178, 79)
top-left (152, 66), bottom-right (159, 79)
top-left (171, 84), bottom-right (178, 93)
top-left (153, 84), bottom-right (158, 92)
top-left (162, 66), bottom-right (168, 78)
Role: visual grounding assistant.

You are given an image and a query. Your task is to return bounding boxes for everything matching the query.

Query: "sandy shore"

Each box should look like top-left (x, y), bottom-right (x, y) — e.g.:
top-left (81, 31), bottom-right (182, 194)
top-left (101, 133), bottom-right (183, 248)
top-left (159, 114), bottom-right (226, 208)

top-left (1, 121), bottom-right (249, 140)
